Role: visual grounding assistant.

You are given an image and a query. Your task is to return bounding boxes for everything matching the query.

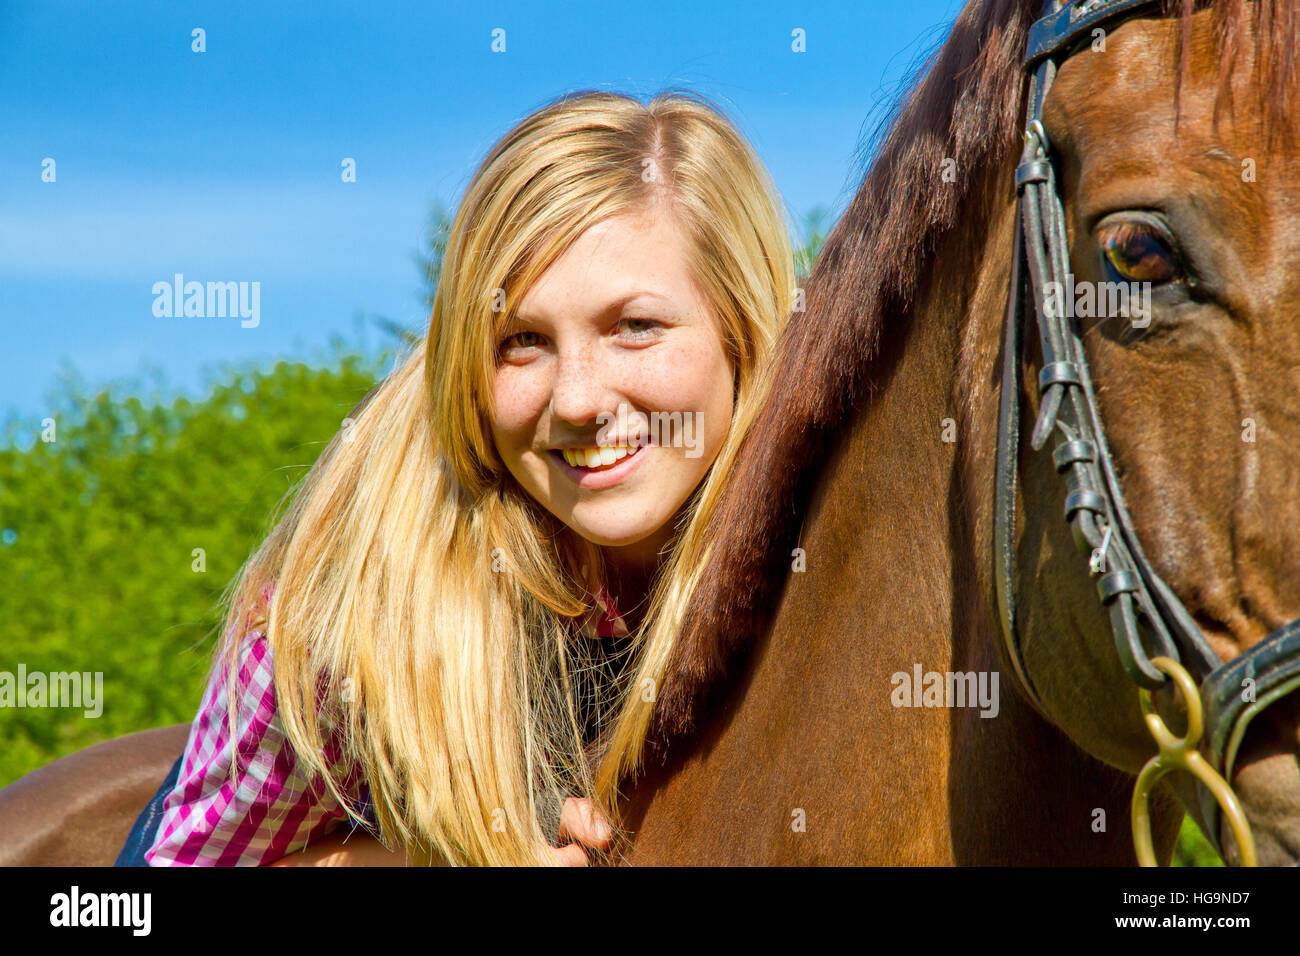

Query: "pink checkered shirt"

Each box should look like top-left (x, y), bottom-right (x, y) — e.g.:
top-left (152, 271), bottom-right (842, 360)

top-left (145, 581), bottom-right (629, 866)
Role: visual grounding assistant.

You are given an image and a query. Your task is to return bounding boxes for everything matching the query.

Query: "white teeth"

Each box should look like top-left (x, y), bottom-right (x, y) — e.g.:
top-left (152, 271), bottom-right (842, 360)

top-left (559, 445), bottom-right (634, 469)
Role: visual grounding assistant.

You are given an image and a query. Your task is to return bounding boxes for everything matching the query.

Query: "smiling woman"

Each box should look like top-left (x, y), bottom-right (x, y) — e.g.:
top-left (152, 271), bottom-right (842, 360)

top-left (117, 88), bottom-right (796, 866)
top-left (490, 202), bottom-right (737, 593)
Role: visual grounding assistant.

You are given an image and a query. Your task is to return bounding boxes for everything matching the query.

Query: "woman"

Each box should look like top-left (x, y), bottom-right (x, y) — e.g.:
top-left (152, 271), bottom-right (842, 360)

top-left (118, 88), bottom-right (796, 866)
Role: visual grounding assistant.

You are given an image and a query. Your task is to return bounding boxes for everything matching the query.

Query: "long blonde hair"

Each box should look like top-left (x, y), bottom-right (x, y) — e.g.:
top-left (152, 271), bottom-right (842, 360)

top-left (211, 89), bottom-right (795, 865)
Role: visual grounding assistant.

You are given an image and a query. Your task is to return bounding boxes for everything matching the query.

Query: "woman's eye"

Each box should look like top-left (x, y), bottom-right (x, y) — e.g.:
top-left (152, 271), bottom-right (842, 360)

top-left (503, 330), bottom-right (543, 350)
top-left (619, 318), bottom-right (661, 338)
top-left (1097, 221), bottom-right (1180, 285)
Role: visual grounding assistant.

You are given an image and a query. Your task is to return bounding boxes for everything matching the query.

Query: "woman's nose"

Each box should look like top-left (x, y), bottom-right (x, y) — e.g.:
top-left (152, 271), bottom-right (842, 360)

top-left (549, 348), bottom-right (619, 426)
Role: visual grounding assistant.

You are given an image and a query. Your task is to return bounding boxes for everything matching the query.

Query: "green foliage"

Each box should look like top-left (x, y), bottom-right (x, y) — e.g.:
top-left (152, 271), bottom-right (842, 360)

top-left (794, 205), bottom-right (829, 280)
top-left (0, 339), bottom-right (392, 787)
top-left (1171, 813), bottom-right (1223, 867)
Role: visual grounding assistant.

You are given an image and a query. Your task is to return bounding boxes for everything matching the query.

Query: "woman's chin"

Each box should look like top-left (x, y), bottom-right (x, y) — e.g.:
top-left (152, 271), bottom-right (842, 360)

top-left (564, 516), bottom-right (668, 551)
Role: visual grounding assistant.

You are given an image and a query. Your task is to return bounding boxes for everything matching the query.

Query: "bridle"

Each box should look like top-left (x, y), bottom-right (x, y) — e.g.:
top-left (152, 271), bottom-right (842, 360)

top-left (994, 0), bottom-right (1300, 865)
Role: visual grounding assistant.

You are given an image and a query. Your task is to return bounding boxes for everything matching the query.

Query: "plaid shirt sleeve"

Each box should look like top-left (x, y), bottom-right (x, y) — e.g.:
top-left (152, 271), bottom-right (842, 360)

top-left (145, 609), bottom-right (368, 866)
top-left (147, 583), bottom-right (626, 866)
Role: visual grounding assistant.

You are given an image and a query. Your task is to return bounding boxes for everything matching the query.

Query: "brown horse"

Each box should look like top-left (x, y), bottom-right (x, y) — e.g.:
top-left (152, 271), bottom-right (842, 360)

top-left (612, 0), bottom-right (1300, 865)
top-left (3, 0), bottom-right (1299, 866)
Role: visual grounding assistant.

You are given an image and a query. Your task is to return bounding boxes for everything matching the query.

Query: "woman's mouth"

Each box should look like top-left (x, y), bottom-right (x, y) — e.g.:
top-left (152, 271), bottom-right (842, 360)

top-left (549, 442), bottom-right (650, 489)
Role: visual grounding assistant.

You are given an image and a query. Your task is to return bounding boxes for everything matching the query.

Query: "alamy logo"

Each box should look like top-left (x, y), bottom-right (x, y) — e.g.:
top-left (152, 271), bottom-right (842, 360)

top-left (152, 273), bottom-right (260, 327)
top-left (1042, 275), bottom-right (1151, 328)
top-left (0, 665), bottom-right (103, 717)
top-left (595, 401), bottom-right (704, 458)
top-left (890, 664), bottom-right (999, 718)
top-left (50, 886), bottom-right (150, 936)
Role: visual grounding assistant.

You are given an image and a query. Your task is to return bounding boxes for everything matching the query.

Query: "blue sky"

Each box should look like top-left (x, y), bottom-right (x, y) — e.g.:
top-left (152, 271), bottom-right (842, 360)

top-left (0, 0), bottom-right (965, 437)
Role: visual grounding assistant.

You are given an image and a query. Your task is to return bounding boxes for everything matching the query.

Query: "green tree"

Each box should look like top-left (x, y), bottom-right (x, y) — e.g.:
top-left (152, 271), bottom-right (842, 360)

top-left (794, 205), bottom-right (829, 280)
top-left (0, 341), bottom-right (391, 786)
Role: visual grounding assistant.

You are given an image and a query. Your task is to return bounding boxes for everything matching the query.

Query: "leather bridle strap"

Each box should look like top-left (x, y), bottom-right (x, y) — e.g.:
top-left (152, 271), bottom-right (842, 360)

top-left (995, 0), bottom-right (1178, 719)
top-left (1024, 0), bottom-right (1163, 72)
top-left (992, 183), bottom-right (1047, 718)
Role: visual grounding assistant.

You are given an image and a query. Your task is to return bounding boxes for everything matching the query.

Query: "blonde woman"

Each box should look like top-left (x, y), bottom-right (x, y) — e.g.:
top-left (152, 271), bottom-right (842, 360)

top-left (118, 89), bottom-right (795, 866)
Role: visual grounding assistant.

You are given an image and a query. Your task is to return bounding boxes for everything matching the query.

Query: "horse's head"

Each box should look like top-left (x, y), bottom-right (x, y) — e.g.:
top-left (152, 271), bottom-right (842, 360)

top-left (1012, 3), bottom-right (1300, 864)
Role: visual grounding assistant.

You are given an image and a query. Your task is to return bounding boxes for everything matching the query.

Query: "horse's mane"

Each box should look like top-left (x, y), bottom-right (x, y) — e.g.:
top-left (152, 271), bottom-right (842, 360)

top-left (650, 0), bottom-right (1298, 747)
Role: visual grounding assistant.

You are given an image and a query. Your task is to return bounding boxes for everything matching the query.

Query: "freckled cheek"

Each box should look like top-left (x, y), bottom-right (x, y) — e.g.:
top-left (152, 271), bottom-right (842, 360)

top-left (682, 342), bottom-right (735, 455)
top-left (629, 341), bottom-right (728, 413)
top-left (491, 369), bottom-right (552, 445)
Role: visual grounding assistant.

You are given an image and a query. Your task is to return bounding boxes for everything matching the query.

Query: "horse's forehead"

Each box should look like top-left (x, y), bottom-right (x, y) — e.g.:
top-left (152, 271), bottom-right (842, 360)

top-left (1044, 10), bottom-right (1280, 158)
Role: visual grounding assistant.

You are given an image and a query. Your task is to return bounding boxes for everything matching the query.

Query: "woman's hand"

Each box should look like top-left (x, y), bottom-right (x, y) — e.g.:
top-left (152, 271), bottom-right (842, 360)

top-left (551, 797), bottom-right (612, 865)
top-left (267, 797), bottom-right (611, 866)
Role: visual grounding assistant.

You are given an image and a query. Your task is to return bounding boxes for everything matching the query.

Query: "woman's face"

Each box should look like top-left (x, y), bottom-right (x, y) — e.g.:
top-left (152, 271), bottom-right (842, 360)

top-left (490, 202), bottom-right (734, 570)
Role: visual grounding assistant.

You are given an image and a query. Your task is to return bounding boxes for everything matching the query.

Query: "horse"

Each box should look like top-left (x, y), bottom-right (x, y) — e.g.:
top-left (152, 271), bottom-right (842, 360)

top-left (3, 0), bottom-right (1299, 867)
top-left (609, 0), bottom-right (1300, 865)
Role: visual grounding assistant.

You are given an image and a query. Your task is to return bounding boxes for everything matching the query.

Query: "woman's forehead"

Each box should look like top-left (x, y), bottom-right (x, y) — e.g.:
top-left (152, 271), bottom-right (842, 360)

top-left (513, 210), bottom-right (703, 320)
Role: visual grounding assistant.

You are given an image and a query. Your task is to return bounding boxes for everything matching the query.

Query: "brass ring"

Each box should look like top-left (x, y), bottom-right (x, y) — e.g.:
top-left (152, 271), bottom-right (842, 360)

top-left (1130, 657), bottom-right (1257, 867)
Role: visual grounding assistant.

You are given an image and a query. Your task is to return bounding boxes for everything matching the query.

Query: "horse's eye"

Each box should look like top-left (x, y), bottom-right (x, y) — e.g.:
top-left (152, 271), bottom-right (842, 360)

top-left (1097, 221), bottom-right (1180, 285)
